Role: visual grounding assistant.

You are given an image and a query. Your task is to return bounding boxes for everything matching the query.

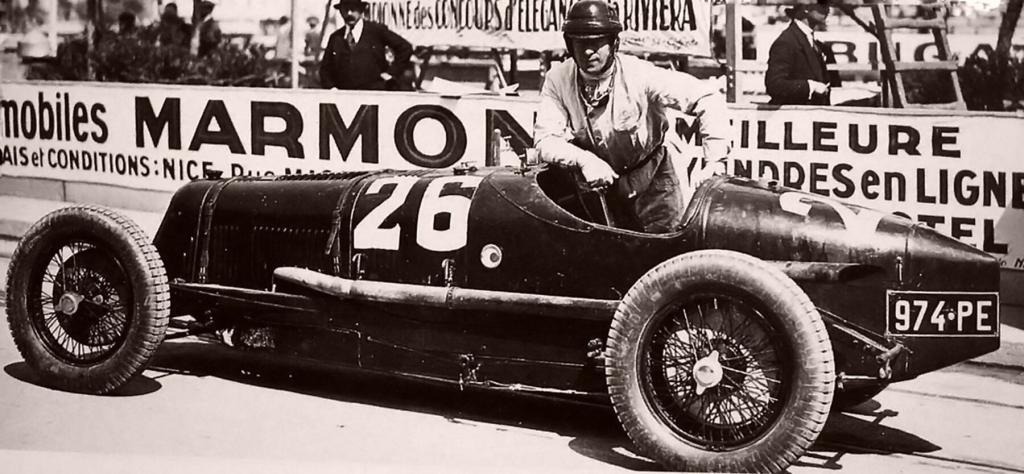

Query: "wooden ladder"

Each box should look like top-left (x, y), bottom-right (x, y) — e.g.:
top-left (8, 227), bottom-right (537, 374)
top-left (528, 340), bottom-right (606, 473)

top-left (870, 2), bottom-right (966, 109)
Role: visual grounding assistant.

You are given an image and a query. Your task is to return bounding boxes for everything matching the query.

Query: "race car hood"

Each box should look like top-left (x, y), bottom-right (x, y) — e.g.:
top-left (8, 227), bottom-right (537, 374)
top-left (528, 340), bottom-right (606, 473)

top-left (695, 177), bottom-right (913, 272)
top-left (692, 176), bottom-right (998, 291)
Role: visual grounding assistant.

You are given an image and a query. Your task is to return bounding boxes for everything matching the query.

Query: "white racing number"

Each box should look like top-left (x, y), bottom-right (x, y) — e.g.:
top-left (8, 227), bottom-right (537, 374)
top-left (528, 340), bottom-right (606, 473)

top-left (417, 176), bottom-right (482, 252)
top-left (353, 176), bottom-right (417, 250)
top-left (779, 192), bottom-right (884, 240)
top-left (353, 176), bottom-right (482, 251)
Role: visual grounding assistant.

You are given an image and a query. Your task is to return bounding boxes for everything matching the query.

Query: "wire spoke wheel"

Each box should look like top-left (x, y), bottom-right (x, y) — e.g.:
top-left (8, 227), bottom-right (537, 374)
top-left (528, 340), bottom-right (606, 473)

top-left (642, 293), bottom-right (788, 451)
top-left (606, 250), bottom-right (834, 473)
top-left (6, 205), bottom-right (169, 394)
top-left (30, 243), bottom-right (132, 365)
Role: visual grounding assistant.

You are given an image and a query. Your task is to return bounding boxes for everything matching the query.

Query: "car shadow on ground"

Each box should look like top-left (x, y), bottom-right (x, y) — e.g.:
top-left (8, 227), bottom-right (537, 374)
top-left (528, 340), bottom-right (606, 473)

top-left (148, 339), bottom-right (950, 471)
top-left (4, 338), bottom-right (942, 472)
top-left (4, 361), bottom-right (163, 396)
top-left (794, 402), bottom-right (941, 470)
top-left (149, 339), bottom-right (667, 470)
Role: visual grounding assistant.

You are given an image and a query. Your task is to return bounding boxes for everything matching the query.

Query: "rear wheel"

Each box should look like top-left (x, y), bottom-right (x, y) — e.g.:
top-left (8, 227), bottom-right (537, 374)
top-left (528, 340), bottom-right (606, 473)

top-left (5, 206), bottom-right (169, 394)
top-left (606, 250), bottom-right (835, 472)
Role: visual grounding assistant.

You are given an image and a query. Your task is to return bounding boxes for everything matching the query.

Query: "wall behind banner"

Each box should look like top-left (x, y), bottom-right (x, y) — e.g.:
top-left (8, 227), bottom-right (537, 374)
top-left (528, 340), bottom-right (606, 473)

top-left (2, 82), bottom-right (1023, 271)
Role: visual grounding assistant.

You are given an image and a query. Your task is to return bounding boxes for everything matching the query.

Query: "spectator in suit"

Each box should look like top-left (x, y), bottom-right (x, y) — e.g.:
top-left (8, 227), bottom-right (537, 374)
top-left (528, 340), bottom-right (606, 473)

top-left (765, 0), bottom-right (841, 105)
top-left (319, 0), bottom-right (413, 90)
top-left (157, 2), bottom-right (190, 47)
top-left (118, 11), bottom-right (137, 36)
top-left (190, 0), bottom-right (222, 57)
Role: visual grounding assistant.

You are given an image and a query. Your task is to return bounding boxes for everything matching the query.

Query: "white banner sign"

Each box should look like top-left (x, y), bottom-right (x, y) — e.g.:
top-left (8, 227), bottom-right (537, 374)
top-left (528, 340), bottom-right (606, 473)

top-left (0, 82), bottom-right (537, 191)
top-left (365, 0), bottom-right (712, 55)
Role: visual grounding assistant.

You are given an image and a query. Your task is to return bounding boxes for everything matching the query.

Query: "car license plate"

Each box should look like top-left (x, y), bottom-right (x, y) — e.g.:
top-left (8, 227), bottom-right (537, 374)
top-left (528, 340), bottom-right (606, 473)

top-left (886, 291), bottom-right (999, 337)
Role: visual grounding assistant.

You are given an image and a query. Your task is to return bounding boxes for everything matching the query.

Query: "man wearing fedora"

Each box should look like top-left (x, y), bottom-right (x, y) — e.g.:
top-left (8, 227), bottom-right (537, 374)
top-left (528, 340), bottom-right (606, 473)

top-left (319, 0), bottom-right (413, 90)
top-left (765, 0), bottom-right (841, 105)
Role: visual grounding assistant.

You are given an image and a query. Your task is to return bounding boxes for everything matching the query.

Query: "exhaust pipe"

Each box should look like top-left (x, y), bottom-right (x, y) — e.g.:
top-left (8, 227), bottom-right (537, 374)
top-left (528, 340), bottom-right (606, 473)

top-left (273, 267), bottom-right (619, 322)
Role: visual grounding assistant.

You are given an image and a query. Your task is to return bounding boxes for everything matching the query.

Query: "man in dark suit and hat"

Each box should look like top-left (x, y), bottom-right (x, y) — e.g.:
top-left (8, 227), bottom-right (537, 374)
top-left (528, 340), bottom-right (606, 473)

top-left (190, 0), bottom-right (222, 57)
top-left (319, 0), bottom-right (413, 90)
top-left (765, 0), bottom-right (841, 105)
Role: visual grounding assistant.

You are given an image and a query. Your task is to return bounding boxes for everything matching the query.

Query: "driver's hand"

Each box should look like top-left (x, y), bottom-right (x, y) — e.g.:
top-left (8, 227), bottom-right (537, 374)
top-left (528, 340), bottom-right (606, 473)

top-left (579, 155), bottom-right (618, 189)
top-left (694, 159), bottom-right (726, 185)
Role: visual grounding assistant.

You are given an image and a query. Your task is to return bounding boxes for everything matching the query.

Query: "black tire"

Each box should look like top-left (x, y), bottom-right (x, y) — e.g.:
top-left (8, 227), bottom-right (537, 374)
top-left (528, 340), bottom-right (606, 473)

top-left (606, 250), bottom-right (834, 473)
top-left (833, 383), bottom-right (888, 411)
top-left (5, 205), bottom-right (169, 394)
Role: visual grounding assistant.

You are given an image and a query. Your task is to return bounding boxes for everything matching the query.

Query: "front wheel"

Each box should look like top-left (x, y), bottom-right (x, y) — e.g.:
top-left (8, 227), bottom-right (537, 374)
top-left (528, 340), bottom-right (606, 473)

top-left (5, 206), bottom-right (169, 394)
top-left (606, 250), bottom-right (835, 472)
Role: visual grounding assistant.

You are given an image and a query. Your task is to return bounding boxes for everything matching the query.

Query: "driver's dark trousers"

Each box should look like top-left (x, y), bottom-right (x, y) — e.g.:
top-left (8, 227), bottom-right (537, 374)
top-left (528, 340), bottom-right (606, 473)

top-left (607, 146), bottom-right (685, 234)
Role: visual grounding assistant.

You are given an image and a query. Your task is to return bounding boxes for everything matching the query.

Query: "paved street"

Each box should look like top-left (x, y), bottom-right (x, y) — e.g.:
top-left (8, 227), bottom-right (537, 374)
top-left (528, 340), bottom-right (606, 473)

top-left (1, 251), bottom-right (1023, 473)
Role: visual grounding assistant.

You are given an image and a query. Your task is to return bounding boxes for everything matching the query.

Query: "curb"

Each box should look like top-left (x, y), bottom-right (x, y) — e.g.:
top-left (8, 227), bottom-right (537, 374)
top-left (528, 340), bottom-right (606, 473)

top-left (0, 196), bottom-right (164, 241)
top-left (964, 338), bottom-right (1024, 370)
top-left (0, 238), bottom-right (15, 259)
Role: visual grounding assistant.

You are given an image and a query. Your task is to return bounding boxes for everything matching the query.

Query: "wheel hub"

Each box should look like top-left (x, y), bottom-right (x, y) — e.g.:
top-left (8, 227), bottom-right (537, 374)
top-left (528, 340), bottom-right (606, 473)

top-left (692, 349), bottom-right (723, 395)
top-left (58, 292), bottom-right (84, 316)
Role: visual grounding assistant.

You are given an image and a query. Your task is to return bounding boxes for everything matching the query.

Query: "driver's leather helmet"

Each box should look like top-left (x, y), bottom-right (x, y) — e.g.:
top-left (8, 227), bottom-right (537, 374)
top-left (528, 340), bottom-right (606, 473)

top-left (562, 0), bottom-right (622, 57)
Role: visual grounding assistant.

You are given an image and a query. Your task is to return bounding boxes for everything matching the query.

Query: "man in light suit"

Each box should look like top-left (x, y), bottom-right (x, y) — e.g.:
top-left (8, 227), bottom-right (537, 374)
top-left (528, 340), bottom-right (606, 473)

top-left (765, 0), bottom-right (841, 105)
top-left (319, 0), bottom-right (413, 90)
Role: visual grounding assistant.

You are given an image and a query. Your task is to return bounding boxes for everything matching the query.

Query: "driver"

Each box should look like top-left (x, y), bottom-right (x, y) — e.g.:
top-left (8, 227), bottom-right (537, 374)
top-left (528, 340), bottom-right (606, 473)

top-left (534, 0), bottom-right (731, 233)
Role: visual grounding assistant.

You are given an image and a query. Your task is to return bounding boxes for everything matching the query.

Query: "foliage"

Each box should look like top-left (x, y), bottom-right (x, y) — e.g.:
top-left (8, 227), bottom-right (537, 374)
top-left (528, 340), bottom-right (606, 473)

top-left (959, 48), bottom-right (1024, 111)
top-left (26, 24), bottom-right (289, 88)
top-left (901, 70), bottom-right (957, 106)
top-left (892, 47), bottom-right (1024, 111)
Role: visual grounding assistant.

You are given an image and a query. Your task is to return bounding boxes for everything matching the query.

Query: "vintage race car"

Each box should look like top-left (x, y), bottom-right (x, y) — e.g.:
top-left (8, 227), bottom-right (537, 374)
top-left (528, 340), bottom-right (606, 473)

top-left (5, 163), bottom-right (1000, 472)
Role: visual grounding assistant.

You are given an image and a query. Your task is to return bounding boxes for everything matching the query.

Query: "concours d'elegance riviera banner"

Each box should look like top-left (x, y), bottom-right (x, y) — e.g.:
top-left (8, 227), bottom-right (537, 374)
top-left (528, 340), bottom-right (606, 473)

top-left (364, 0), bottom-right (712, 55)
top-left (2, 82), bottom-right (1024, 270)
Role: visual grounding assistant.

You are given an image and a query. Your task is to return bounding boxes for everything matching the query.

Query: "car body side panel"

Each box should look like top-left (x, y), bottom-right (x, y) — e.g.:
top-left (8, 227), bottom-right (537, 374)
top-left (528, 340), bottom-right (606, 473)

top-left (347, 171), bottom-right (479, 287)
top-left (467, 169), bottom-right (696, 300)
top-left (205, 175), bottom-right (363, 289)
top-left (341, 169), bottom-right (615, 388)
top-left (896, 224), bottom-right (1000, 375)
top-left (154, 179), bottom-right (220, 282)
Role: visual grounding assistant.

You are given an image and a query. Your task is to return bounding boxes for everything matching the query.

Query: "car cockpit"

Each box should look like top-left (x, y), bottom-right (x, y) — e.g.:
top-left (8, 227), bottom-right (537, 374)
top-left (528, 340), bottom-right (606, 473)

top-left (534, 165), bottom-right (711, 234)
